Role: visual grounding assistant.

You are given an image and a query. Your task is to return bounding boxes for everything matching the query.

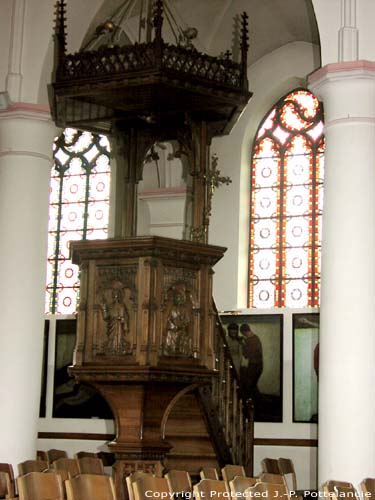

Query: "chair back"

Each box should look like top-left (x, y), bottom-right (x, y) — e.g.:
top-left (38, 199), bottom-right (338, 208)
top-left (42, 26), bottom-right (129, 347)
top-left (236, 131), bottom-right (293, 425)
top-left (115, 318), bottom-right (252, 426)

top-left (193, 479), bottom-right (229, 500)
top-left (134, 476), bottom-right (170, 500)
top-left (199, 468), bottom-right (219, 480)
top-left (37, 451), bottom-right (48, 462)
top-left (165, 470), bottom-right (192, 495)
top-left (53, 458), bottom-right (79, 478)
top-left (0, 463), bottom-right (15, 497)
top-left (259, 473), bottom-right (285, 485)
top-left (261, 459), bottom-right (281, 475)
top-left (75, 452), bottom-right (98, 459)
top-left (0, 471), bottom-right (15, 498)
top-left (17, 471), bottom-right (64, 500)
top-left (66, 474), bottom-right (117, 500)
top-left (18, 460), bottom-right (48, 476)
top-left (229, 476), bottom-right (257, 497)
top-left (221, 465), bottom-right (246, 482)
top-left (47, 449), bottom-right (68, 464)
top-left (126, 472), bottom-right (154, 500)
top-left (361, 478), bottom-right (375, 497)
top-left (245, 481), bottom-right (290, 500)
top-left (278, 458), bottom-right (297, 491)
top-left (77, 457), bottom-right (104, 475)
top-left (323, 480), bottom-right (358, 500)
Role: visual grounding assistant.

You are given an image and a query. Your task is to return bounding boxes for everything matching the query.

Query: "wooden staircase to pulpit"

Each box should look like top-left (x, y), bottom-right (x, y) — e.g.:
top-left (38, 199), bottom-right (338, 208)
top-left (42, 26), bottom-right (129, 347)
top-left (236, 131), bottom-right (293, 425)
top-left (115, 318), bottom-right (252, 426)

top-left (164, 309), bottom-right (254, 478)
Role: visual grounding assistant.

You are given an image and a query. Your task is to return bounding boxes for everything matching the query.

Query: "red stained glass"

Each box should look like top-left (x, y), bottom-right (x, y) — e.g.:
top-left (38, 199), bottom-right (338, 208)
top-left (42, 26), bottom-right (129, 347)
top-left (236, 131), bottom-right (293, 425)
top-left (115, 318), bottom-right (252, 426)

top-left (249, 90), bottom-right (324, 308)
top-left (45, 128), bottom-right (111, 314)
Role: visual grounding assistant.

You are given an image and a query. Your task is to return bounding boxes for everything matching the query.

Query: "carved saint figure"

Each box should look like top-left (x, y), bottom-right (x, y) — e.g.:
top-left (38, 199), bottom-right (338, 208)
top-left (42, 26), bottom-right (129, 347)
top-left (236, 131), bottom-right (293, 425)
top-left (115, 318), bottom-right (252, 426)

top-left (163, 286), bottom-right (192, 356)
top-left (101, 286), bottom-right (130, 355)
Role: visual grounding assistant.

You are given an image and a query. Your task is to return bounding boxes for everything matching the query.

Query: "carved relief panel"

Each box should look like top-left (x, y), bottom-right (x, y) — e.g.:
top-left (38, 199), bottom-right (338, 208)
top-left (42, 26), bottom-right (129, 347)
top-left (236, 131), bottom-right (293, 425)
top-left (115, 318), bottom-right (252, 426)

top-left (161, 267), bottom-right (199, 359)
top-left (93, 265), bottom-right (138, 360)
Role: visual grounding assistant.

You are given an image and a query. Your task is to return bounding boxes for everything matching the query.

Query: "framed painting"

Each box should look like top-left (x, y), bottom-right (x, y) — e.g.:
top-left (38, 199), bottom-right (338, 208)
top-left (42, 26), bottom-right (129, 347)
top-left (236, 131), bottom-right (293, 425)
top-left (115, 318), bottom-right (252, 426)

top-left (39, 320), bottom-right (49, 418)
top-left (293, 313), bottom-right (320, 423)
top-left (220, 313), bottom-right (283, 422)
top-left (53, 319), bottom-right (113, 419)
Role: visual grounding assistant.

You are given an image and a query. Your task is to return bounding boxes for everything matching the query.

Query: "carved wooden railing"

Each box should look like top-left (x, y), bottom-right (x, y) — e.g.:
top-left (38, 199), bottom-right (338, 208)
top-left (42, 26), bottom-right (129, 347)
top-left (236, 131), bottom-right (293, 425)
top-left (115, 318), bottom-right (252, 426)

top-left (57, 42), bottom-right (243, 90)
top-left (199, 303), bottom-right (254, 475)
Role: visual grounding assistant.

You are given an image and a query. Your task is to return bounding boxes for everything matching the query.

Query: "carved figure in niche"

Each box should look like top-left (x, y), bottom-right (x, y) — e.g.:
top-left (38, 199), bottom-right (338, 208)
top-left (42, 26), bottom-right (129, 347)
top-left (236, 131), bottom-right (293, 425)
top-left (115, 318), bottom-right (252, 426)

top-left (101, 283), bottom-right (131, 355)
top-left (163, 285), bottom-right (192, 357)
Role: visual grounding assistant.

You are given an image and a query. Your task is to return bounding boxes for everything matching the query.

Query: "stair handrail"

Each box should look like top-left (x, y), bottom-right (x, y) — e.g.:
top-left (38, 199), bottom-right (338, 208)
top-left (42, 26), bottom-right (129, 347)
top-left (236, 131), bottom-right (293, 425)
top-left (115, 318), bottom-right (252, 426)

top-left (200, 301), bottom-right (254, 475)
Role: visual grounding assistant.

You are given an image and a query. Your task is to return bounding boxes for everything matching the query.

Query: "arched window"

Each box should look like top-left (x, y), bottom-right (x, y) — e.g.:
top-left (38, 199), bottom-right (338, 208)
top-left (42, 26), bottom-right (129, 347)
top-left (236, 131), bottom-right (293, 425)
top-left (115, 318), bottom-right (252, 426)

top-left (45, 128), bottom-right (111, 314)
top-left (248, 89), bottom-right (324, 308)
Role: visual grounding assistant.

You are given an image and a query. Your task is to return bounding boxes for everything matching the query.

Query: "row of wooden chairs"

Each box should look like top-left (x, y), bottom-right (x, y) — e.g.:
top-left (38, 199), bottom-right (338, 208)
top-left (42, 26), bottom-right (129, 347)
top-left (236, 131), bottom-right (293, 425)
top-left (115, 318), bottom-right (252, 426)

top-left (17, 471), bottom-right (116, 500)
top-left (18, 456), bottom-right (105, 478)
top-left (0, 455), bottom-right (106, 500)
top-left (36, 449), bottom-right (102, 463)
top-left (128, 471), bottom-right (289, 500)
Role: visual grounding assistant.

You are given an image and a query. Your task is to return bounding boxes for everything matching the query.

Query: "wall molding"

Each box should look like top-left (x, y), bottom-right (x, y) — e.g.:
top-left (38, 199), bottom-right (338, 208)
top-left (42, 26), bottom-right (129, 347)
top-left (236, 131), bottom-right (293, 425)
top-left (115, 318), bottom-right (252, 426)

top-left (254, 438), bottom-right (318, 447)
top-left (37, 433), bottom-right (317, 447)
top-left (38, 432), bottom-right (115, 441)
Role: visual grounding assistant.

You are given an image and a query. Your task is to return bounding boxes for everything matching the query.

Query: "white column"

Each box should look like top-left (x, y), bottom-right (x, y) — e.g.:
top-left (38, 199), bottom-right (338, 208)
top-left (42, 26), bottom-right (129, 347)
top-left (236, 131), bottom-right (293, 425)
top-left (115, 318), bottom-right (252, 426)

top-left (0, 103), bottom-right (56, 468)
top-left (309, 61), bottom-right (375, 486)
top-left (6, 0), bottom-right (26, 101)
top-left (338, 0), bottom-right (358, 62)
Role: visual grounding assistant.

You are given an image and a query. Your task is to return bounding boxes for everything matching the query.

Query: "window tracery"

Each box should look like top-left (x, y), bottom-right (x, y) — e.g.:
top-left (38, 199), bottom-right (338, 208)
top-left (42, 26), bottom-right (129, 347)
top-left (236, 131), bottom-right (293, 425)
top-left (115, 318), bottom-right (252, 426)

top-left (45, 128), bottom-right (111, 314)
top-left (249, 89), bottom-right (324, 308)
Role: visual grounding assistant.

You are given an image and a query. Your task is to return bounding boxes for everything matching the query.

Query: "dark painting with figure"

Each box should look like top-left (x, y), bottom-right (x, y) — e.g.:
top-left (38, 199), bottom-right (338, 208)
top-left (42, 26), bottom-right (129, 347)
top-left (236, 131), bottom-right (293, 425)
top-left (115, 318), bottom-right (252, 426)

top-left (220, 313), bottom-right (283, 422)
top-left (53, 319), bottom-right (113, 419)
top-left (293, 313), bottom-right (319, 423)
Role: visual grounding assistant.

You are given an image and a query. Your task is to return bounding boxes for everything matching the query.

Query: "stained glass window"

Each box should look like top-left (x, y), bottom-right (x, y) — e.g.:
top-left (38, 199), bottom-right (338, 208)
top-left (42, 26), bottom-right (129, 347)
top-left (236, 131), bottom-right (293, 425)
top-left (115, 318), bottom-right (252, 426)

top-left (45, 128), bottom-right (111, 314)
top-left (249, 89), bottom-right (324, 308)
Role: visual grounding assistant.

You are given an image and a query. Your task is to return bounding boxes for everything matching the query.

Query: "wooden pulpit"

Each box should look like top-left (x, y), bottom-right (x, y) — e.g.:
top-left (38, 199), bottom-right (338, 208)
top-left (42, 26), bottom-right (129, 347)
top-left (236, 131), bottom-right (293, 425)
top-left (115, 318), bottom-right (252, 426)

top-left (70, 236), bottom-right (225, 499)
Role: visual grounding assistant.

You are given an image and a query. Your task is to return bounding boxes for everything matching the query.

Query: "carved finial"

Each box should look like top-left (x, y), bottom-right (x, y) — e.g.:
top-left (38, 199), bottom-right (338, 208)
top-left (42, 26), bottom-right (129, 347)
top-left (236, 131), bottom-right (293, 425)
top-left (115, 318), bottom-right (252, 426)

top-left (54, 0), bottom-right (67, 55)
top-left (153, 0), bottom-right (164, 38)
top-left (240, 12), bottom-right (249, 52)
top-left (53, 0), bottom-right (67, 80)
top-left (240, 12), bottom-right (249, 91)
top-left (153, 0), bottom-right (163, 63)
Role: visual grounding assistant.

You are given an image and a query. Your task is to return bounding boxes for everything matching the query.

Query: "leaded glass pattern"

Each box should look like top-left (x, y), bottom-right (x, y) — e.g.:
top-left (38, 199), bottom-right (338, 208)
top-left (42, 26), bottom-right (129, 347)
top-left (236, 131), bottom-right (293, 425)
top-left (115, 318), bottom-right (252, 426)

top-left (249, 90), bottom-right (324, 308)
top-left (46, 129), bottom-right (111, 314)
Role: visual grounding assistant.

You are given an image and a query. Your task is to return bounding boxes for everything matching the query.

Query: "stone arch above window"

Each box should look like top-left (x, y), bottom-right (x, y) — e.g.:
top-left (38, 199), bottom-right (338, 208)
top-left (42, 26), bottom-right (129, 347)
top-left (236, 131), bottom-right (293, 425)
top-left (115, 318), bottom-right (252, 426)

top-left (248, 89), bottom-right (324, 308)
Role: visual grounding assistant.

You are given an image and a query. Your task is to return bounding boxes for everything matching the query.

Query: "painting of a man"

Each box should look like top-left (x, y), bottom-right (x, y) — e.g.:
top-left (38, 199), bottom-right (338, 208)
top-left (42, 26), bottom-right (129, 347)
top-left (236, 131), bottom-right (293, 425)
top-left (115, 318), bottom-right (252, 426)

top-left (240, 323), bottom-right (263, 402)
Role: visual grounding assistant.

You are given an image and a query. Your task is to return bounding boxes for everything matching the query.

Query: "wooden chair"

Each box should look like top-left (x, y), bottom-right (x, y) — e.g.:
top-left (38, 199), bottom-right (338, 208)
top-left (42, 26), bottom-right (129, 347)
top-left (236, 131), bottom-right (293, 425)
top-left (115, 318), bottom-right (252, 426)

top-left (47, 449), bottom-right (68, 464)
top-left (278, 458), bottom-right (298, 492)
top-left (221, 465), bottom-right (246, 482)
top-left (323, 481), bottom-right (358, 500)
top-left (229, 476), bottom-right (258, 498)
top-left (361, 478), bottom-right (375, 497)
top-left (17, 471), bottom-right (64, 500)
top-left (52, 458), bottom-right (79, 479)
top-left (193, 479), bottom-right (229, 500)
top-left (199, 468), bottom-right (219, 480)
top-left (18, 460), bottom-right (48, 476)
top-left (66, 474), bottom-right (117, 500)
top-left (75, 452), bottom-right (98, 460)
top-left (0, 464), bottom-right (15, 498)
top-left (133, 476), bottom-right (170, 500)
top-left (0, 471), bottom-right (15, 499)
top-left (77, 457), bottom-right (105, 475)
top-left (244, 481), bottom-right (290, 500)
top-left (165, 470), bottom-right (192, 497)
top-left (126, 472), bottom-right (154, 500)
top-left (261, 458), bottom-right (281, 475)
